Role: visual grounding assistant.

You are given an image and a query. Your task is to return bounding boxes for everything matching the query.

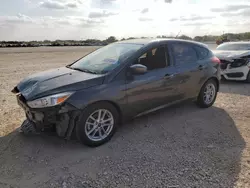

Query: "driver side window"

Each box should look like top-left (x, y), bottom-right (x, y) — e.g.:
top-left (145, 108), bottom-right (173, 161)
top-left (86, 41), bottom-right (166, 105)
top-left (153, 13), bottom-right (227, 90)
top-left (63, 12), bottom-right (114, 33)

top-left (137, 46), bottom-right (167, 71)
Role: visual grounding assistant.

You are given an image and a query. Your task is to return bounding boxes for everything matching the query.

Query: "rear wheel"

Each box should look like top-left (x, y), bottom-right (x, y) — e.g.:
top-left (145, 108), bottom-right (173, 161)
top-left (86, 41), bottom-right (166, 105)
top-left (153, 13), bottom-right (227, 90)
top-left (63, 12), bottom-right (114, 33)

top-left (196, 79), bottom-right (218, 108)
top-left (75, 102), bottom-right (119, 147)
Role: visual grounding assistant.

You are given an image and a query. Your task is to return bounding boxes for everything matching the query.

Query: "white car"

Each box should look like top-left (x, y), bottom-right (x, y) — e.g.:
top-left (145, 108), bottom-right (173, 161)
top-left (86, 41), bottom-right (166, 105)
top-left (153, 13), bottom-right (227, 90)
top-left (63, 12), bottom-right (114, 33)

top-left (213, 42), bottom-right (250, 82)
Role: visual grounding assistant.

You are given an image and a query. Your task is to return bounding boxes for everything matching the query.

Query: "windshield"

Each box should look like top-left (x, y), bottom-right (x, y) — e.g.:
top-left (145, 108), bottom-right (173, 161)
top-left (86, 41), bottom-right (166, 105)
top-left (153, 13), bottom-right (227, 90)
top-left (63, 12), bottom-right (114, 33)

top-left (216, 43), bottom-right (250, 51)
top-left (70, 43), bottom-right (143, 74)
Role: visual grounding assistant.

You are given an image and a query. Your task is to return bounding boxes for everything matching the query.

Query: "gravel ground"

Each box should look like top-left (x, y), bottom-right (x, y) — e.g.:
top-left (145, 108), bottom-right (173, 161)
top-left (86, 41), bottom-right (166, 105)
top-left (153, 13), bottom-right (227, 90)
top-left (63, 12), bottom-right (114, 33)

top-left (0, 47), bottom-right (249, 188)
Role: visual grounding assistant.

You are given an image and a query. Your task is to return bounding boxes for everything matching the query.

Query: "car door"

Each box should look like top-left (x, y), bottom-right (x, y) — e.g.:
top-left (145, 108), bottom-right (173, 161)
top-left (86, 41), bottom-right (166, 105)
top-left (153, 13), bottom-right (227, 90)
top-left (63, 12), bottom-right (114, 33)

top-left (125, 45), bottom-right (182, 116)
top-left (169, 42), bottom-right (205, 99)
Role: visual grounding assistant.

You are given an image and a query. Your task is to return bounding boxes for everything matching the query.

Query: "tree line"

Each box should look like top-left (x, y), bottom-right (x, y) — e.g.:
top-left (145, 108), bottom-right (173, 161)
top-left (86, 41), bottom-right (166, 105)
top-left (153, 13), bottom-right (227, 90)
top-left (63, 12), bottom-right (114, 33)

top-left (1, 32), bottom-right (250, 48)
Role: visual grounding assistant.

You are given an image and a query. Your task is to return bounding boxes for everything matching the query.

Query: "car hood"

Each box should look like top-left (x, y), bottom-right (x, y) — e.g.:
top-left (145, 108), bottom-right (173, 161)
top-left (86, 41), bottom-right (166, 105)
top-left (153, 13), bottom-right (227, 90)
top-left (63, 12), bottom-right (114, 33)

top-left (16, 67), bottom-right (105, 101)
top-left (213, 50), bottom-right (250, 60)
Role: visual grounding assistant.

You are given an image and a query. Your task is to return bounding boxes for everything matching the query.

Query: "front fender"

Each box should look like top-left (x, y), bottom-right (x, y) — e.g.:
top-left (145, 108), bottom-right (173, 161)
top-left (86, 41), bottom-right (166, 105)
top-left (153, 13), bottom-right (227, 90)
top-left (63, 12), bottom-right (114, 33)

top-left (67, 81), bottom-right (127, 112)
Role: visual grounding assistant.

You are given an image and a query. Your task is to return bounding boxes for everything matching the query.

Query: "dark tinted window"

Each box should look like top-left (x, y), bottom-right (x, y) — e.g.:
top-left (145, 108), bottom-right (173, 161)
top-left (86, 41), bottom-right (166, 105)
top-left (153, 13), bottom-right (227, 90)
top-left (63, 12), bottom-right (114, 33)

top-left (171, 43), bottom-right (198, 65)
top-left (194, 46), bottom-right (209, 60)
top-left (137, 47), bottom-right (166, 70)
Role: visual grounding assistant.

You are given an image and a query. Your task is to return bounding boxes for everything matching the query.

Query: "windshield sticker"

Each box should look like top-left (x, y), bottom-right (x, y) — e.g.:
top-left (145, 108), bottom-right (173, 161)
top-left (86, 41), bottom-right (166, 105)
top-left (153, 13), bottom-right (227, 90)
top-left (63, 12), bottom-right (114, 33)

top-left (103, 58), bottom-right (118, 64)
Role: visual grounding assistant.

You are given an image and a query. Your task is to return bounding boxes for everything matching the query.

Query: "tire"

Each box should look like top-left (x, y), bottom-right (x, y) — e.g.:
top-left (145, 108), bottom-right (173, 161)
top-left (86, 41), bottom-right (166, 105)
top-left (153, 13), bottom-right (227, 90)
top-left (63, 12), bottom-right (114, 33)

top-left (196, 79), bottom-right (218, 108)
top-left (75, 102), bottom-right (119, 147)
top-left (246, 71), bottom-right (250, 83)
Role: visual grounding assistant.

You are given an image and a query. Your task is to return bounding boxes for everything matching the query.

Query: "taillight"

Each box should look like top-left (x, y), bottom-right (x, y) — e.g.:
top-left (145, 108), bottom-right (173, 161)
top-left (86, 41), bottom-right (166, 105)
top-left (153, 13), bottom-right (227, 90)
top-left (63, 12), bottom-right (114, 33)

top-left (211, 56), bottom-right (221, 64)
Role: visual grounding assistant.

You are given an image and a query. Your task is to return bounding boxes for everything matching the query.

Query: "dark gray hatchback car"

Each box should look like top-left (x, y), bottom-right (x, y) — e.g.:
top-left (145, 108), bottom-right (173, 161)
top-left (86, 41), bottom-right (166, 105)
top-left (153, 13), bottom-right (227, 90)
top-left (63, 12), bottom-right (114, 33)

top-left (12, 39), bottom-right (221, 147)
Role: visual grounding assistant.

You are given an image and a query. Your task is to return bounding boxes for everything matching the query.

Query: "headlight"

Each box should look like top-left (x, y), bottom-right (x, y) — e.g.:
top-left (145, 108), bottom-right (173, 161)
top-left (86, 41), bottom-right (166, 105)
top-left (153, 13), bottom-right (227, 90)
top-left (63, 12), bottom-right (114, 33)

top-left (27, 92), bottom-right (74, 108)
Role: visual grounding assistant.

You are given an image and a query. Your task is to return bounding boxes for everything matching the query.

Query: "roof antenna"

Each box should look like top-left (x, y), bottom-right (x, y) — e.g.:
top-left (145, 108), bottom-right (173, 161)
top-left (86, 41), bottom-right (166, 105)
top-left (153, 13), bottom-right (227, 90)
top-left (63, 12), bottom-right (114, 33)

top-left (175, 30), bottom-right (181, 38)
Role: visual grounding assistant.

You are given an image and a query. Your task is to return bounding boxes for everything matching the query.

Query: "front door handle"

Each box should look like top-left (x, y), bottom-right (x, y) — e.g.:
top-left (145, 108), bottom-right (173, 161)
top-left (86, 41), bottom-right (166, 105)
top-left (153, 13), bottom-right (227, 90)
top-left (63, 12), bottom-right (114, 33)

top-left (164, 74), bottom-right (175, 79)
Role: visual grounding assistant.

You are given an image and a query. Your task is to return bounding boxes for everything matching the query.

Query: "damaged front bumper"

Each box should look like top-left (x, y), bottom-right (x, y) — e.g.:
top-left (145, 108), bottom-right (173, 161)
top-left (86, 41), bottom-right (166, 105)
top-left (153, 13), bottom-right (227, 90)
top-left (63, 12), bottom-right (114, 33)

top-left (15, 92), bottom-right (80, 139)
top-left (219, 58), bottom-right (250, 80)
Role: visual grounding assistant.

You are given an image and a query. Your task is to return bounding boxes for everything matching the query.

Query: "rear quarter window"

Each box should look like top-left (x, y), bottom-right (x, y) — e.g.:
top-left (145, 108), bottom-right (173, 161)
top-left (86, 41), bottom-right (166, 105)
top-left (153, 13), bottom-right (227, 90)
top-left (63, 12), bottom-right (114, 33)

top-left (194, 46), bottom-right (209, 60)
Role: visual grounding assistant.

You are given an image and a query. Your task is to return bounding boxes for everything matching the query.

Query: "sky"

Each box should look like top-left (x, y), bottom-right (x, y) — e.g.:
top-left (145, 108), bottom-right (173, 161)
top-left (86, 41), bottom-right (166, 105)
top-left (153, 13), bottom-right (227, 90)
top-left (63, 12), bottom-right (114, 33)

top-left (0, 0), bottom-right (250, 41)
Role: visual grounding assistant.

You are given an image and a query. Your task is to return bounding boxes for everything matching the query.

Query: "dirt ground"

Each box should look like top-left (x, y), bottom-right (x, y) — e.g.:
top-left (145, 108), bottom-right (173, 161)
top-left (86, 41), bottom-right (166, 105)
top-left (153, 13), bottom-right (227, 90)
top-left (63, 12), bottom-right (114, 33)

top-left (0, 47), bottom-right (249, 188)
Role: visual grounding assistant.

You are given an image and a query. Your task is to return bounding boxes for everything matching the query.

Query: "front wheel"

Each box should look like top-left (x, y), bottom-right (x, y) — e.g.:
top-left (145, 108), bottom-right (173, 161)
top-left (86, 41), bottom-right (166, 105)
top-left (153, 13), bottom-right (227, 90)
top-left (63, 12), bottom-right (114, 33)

top-left (196, 79), bottom-right (218, 108)
top-left (75, 102), bottom-right (119, 147)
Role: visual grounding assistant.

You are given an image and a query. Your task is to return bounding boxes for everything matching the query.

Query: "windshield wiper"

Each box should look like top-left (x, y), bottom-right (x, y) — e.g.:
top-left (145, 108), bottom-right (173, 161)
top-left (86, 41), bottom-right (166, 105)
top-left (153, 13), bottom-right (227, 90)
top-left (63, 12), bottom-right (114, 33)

top-left (66, 65), bottom-right (98, 74)
top-left (80, 68), bottom-right (99, 74)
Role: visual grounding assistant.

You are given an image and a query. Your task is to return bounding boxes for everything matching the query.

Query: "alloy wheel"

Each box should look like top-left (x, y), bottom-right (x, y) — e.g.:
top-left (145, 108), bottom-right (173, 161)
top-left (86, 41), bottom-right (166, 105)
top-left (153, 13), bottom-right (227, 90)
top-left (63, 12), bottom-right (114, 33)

top-left (84, 109), bottom-right (114, 142)
top-left (203, 83), bottom-right (216, 105)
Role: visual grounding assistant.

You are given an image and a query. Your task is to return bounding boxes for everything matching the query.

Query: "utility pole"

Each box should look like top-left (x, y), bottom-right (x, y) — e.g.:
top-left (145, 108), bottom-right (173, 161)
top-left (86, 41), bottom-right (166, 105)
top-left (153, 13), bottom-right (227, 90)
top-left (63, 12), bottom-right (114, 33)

top-left (175, 30), bottom-right (181, 38)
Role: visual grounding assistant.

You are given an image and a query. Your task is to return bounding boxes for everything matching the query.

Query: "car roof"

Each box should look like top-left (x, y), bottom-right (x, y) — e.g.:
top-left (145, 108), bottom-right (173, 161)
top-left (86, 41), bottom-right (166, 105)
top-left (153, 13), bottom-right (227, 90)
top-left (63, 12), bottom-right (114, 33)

top-left (219, 41), bottom-right (250, 45)
top-left (116, 38), bottom-right (208, 48)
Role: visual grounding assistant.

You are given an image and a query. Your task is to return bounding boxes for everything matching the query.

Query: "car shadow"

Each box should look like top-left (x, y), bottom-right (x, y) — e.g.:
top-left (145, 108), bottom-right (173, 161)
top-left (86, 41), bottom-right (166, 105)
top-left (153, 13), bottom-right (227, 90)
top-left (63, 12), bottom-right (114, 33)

top-left (0, 102), bottom-right (246, 188)
top-left (220, 80), bottom-right (250, 96)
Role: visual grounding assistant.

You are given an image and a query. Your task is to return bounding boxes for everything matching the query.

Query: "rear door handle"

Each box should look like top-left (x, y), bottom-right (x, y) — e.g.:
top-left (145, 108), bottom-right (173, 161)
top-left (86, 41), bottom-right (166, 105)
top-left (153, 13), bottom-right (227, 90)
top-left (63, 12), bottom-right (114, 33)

top-left (198, 65), bottom-right (205, 70)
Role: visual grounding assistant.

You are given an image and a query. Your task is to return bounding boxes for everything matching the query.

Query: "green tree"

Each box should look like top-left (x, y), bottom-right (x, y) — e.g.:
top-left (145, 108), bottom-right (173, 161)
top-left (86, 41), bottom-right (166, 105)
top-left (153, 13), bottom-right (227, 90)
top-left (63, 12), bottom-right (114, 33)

top-left (127, 37), bottom-right (136, 40)
top-left (193, 36), bottom-right (203, 41)
top-left (177, 35), bottom-right (192, 40)
top-left (105, 36), bottom-right (117, 44)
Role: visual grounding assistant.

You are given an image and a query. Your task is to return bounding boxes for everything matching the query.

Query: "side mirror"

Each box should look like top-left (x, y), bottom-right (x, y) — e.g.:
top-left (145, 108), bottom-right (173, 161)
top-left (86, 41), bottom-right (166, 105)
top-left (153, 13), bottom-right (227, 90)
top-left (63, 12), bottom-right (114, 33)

top-left (130, 64), bottom-right (147, 75)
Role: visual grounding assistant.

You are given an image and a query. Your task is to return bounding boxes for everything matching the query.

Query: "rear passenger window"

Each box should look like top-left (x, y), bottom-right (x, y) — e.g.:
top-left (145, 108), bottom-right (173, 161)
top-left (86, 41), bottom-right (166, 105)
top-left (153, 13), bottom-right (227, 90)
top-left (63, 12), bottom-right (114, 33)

top-left (194, 46), bottom-right (209, 60)
top-left (171, 43), bottom-right (198, 65)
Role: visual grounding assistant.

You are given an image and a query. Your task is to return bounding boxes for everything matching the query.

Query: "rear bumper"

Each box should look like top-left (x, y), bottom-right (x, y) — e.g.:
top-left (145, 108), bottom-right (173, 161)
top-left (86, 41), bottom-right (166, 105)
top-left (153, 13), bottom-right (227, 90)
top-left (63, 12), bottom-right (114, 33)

top-left (16, 93), bottom-right (79, 138)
